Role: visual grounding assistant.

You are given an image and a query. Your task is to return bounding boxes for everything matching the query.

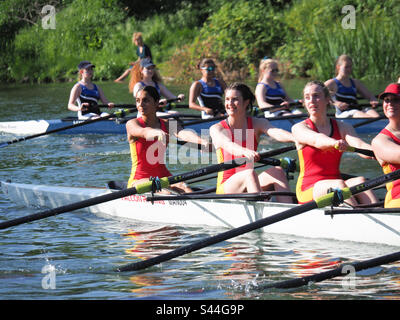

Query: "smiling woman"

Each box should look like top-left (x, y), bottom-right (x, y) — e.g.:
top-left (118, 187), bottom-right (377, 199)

top-left (209, 82), bottom-right (295, 202)
top-left (372, 83), bottom-right (400, 208)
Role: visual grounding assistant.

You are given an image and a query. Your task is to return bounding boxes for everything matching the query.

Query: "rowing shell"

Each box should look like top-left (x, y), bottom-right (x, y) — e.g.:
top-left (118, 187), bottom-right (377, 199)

top-left (0, 116), bottom-right (388, 135)
top-left (2, 180), bottom-right (399, 247)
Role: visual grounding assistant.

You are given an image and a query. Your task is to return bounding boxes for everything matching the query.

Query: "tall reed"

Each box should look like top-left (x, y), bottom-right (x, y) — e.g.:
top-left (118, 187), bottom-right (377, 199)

top-left (311, 17), bottom-right (400, 81)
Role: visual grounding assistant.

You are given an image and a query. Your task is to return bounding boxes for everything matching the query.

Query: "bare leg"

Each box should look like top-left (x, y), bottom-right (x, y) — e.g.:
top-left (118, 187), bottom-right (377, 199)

top-left (258, 167), bottom-right (293, 203)
top-left (221, 169), bottom-right (261, 194)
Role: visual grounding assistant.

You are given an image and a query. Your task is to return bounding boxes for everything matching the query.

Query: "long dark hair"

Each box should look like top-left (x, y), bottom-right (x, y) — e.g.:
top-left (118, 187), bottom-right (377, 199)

top-left (226, 82), bottom-right (255, 110)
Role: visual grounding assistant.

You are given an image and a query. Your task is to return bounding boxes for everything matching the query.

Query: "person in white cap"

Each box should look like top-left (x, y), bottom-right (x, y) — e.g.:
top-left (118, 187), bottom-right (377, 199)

top-left (372, 83), bottom-right (400, 207)
top-left (68, 61), bottom-right (114, 119)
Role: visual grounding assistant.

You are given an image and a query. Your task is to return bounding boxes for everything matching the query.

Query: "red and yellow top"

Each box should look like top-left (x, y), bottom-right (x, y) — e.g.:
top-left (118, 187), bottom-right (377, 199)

top-left (296, 118), bottom-right (342, 204)
top-left (127, 118), bottom-right (171, 187)
top-left (378, 128), bottom-right (400, 208)
top-left (216, 117), bottom-right (258, 194)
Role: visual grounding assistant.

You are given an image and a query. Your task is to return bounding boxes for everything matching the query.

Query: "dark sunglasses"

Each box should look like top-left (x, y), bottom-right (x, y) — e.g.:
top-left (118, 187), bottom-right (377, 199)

top-left (271, 68), bottom-right (279, 73)
top-left (384, 97), bottom-right (400, 104)
top-left (201, 66), bottom-right (216, 72)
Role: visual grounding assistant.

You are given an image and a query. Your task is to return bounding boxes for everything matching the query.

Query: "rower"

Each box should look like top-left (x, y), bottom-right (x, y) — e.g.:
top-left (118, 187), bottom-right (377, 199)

top-left (126, 85), bottom-right (210, 194)
top-left (372, 83), bottom-right (400, 208)
top-left (68, 61), bottom-right (114, 120)
top-left (324, 54), bottom-right (379, 118)
top-left (255, 58), bottom-right (302, 117)
top-left (292, 80), bottom-right (377, 206)
top-left (209, 82), bottom-right (295, 203)
top-left (189, 58), bottom-right (227, 119)
top-left (129, 58), bottom-right (184, 117)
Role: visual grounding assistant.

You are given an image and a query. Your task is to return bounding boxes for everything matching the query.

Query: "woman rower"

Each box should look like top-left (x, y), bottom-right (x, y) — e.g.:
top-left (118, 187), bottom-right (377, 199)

top-left (372, 83), bottom-right (400, 208)
top-left (189, 58), bottom-right (227, 119)
top-left (129, 58), bottom-right (184, 116)
top-left (126, 85), bottom-right (209, 194)
top-left (255, 58), bottom-right (302, 117)
top-left (68, 61), bottom-right (114, 120)
top-left (292, 80), bottom-right (377, 206)
top-left (324, 54), bottom-right (379, 118)
top-left (114, 32), bottom-right (153, 83)
top-left (209, 82), bottom-right (295, 203)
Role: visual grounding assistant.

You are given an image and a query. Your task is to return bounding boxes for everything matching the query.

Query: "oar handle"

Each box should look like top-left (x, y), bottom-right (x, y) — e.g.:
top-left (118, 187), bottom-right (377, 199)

top-left (257, 101), bottom-right (302, 112)
top-left (335, 145), bottom-right (375, 157)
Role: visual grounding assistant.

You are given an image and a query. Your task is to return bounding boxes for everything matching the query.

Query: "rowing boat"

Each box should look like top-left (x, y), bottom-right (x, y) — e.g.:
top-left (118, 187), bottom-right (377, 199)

top-left (2, 180), bottom-right (399, 246)
top-left (0, 115), bottom-right (388, 135)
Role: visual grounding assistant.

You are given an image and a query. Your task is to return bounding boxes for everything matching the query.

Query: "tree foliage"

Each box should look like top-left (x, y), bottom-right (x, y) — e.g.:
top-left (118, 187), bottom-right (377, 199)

top-left (1, 0), bottom-right (400, 83)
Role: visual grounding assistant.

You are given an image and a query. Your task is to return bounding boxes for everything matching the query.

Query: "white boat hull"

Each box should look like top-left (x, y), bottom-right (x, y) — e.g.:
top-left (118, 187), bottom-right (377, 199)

top-left (2, 181), bottom-right (400, 246)
top-left (0, 116), bottom-right (388, 135)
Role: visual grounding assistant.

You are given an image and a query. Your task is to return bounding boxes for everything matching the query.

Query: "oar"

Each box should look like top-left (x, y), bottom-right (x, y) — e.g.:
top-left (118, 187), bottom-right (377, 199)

top-left (0, 150), bottom-right (280, 230)
top-left (182, 115), bottom-right (227, 128)
top-left (116, 168), bottom-right (400, 272)
top-left (98, 98), bottom-right (183, 110)
top-left (335, 145), bottom-right (375, 158)
top-left (348, 102), bottom-right (383, 110)
top-left (0, 108), bottom-right (135, 148)
top-left (147, 191), bottom-right (296, 202)
top-left (183, 145), bottom-right (297, 184)
top-left (260, 250), bottom-right (400, 289)
top-left (352, 115), bottom-right (386, 129)
top-left (254, 101), bottom-right (303, 114)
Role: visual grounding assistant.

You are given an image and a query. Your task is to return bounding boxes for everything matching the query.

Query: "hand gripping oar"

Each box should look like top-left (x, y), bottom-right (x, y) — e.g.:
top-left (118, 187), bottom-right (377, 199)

top-left (0, 108), bottom-right (135, 148)
top-left (0, 150), bottom-right (278, 230)
top-left (335, 145), bottom-right (375, 158)
top-left (116, 168), bottom-right (400, 272)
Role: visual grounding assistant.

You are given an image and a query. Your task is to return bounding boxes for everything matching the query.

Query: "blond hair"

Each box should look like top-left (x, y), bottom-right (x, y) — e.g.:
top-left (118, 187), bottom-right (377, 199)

top-left (335, 54), bottom-right (353, 76)
top-left (132, 32), bottom-right (143, 46)
top-left (128, 62), bottom-right (163, 93)
top-left (258, 58), bottom-right (279, 82)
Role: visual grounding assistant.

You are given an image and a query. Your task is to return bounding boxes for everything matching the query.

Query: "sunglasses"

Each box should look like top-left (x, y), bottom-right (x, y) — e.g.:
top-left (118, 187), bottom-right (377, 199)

top-left (201, 66), bottom-right (216, 72)
top-left (271, 68), bottom-right (279, 73)
top-left (383, 97), bottom-right (400, 104)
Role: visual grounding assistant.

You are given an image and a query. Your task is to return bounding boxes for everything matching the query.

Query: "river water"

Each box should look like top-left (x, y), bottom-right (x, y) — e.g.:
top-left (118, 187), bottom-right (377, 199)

top-left (0, 80), bottom-right (399, 306)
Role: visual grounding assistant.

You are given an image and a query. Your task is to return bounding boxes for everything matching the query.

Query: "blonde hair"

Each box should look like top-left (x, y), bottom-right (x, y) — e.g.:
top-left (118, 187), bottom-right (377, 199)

top-left (128, 62), bottom-right (163, 93)
top-left (132, 32), bottom-right (143, 46)
top-left (258, 58), bottom-right (279, 82)
top-left (335, 54), bottom-right (353, 75)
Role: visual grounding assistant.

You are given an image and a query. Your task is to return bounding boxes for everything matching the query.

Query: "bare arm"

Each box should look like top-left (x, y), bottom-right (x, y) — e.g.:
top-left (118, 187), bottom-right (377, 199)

top-left (255, 83), bottom-right (276, 110)
top-left (97, 86), bottom-right (114, 108)
top-left (210, 122), bottom-right (259, 161)
top-left (254, 117), bottom-right (294, 143)
top-left (354, 79), bottom-right (379, 106)
top-left (292, 120), bottom-right (340, 150)
top-left (126, 119), bottom-right (167, 144)
top-left (189, 81), bottom-right (208, 112)
top-left (372, 132), bottom-right (400, 165)
top-left (68, 84), bottom-right (83, 112)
